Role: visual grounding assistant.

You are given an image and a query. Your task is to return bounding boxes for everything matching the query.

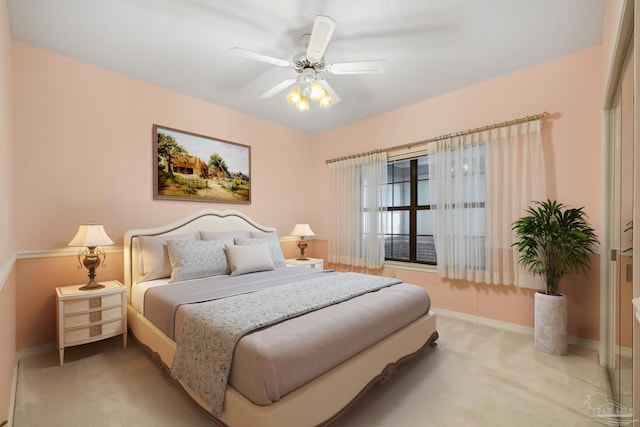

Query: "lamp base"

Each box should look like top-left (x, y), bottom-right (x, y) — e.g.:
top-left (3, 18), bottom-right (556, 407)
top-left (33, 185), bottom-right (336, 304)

top-left (78, 248), bottom-right (106, 291)
top-left (296, 239), bottom-right (309, 261)
top-left (79, 280), bottom-right (105, 291)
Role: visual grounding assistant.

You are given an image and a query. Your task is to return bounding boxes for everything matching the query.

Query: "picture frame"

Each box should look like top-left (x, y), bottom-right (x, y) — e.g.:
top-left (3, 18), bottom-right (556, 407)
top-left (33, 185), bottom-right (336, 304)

top-left (153, 125), bottom-right (251, 204)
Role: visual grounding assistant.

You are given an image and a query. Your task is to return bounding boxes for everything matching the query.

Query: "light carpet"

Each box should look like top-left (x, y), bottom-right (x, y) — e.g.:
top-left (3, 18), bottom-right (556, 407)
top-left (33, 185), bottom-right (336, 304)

top-left (12, 314), bottom-right (610, 427)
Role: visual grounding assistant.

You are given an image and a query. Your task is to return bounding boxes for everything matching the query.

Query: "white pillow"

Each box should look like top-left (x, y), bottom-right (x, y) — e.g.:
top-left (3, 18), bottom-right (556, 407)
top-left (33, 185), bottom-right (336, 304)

top-left (225, 243), bottom-right (275, 276)
top-left (235, 236), bottom-right (286, 268)
top-left (249, 231), bottom-right (276, 238)
top-left (138, 232), bottom-right (199, 282)
top-left (166, 239), bottom-right (233, 282)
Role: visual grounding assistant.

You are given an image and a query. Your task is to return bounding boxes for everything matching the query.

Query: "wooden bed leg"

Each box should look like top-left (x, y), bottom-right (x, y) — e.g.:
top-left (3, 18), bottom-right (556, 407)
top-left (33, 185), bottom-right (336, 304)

top-left (429, 331), bottom-right (440, 347)
top-left (429, 331), bottom-right (439, 347)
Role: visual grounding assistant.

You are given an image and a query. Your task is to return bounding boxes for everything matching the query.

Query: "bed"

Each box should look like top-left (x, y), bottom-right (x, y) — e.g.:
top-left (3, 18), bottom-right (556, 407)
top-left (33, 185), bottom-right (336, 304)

top-left (123, 209), bottom-right (438, 427)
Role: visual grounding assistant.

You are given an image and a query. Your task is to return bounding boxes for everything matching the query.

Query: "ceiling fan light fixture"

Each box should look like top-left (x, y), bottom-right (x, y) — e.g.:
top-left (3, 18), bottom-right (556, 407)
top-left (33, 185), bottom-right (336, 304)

top-left (297, 95), bottom-right (310, 111)
top-left (233, 14), bottom-right (385, 113)
top-left (287, 86), bottom-right (301, 105)
top-left (310, 81), bottom-right (325, 101)
top-left (319, 93), bottom-right (333, 107)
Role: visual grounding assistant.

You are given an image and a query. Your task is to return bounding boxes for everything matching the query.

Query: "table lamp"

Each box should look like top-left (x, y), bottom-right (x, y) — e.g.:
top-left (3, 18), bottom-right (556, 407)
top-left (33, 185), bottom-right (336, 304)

top-left (290, 223), bottom-right (315, 260)
top-left (68, 223), bottom-right (114, 290)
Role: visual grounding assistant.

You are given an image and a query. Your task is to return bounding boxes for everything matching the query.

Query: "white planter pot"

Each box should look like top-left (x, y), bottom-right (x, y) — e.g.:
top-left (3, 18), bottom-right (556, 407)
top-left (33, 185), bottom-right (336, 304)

top-left (534, 292), bottom-right (568, 355)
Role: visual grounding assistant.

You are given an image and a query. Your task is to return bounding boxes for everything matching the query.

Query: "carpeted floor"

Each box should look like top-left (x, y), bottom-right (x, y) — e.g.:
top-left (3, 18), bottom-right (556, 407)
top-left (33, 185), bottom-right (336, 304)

top-left (12, 314), bottom-right (611, 427)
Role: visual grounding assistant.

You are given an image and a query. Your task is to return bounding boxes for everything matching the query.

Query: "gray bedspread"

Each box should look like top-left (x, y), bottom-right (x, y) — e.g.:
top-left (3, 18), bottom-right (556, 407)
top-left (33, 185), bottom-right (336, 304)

top-left (171, 271), bottom-right (404, 416)
top-left (140, 267), bottom-right (431, 413)
top-left (144, 266), bottom-right (329, 339)
top-left (227, 281), bottom-right (430, 405)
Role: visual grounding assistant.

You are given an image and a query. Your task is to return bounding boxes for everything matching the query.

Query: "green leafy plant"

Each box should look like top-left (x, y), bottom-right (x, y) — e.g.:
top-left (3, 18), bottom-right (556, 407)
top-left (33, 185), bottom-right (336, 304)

top-left (512, 199), bottom-right (599, 295)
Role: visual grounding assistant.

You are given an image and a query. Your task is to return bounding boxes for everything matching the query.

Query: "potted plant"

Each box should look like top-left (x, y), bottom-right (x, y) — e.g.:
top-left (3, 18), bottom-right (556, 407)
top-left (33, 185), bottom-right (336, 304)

top-left (512, 199), bottom-right (599, 355)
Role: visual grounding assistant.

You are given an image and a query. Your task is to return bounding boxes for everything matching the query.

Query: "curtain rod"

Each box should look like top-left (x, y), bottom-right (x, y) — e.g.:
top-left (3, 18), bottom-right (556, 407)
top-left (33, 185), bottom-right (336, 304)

top-left (325, 111), bottom-right (551, 165)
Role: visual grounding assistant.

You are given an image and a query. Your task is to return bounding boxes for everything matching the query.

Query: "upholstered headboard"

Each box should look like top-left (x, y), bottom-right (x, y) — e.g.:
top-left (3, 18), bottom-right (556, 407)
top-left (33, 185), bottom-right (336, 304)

top-left (123, 209), bottom-right (276, 302)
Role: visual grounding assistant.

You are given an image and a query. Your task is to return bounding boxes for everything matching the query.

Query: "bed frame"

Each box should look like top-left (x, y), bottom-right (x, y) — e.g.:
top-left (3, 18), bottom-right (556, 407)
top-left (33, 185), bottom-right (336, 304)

top-left (124, 209), bottom-right (438, 427)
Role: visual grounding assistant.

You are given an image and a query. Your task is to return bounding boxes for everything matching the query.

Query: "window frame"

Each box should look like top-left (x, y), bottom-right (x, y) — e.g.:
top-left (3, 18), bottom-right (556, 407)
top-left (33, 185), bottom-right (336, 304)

top-left (385, 152), bottom-right (437, 265)
top-left (384, 148), bottom-right (486, 267)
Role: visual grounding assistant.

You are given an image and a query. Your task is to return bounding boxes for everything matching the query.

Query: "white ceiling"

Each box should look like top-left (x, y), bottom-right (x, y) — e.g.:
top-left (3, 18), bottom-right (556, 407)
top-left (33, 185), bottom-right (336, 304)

top-left (7, 0), bottom-right (605, 134)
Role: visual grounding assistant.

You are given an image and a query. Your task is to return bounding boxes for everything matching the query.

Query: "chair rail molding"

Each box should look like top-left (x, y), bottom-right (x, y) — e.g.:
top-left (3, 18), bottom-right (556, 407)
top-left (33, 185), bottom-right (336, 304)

top-left (0, 253), bottom-right (16, 292)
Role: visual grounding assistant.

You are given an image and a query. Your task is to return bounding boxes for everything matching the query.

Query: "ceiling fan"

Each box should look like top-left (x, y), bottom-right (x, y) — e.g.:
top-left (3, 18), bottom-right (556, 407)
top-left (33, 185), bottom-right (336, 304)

top-left (231, 15), bottom-right (385, 110)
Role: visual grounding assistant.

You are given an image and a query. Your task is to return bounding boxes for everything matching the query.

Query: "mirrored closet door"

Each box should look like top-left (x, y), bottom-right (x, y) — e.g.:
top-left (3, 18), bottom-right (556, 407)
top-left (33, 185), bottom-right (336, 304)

top-left (607, 34), bottom-right (634, 410)
top-left (604, 2), bottom-right (635, 415)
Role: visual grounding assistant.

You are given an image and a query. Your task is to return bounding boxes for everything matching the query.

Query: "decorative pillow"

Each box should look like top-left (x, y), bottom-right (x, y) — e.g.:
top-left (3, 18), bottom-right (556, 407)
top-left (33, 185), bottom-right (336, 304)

top-left (138, 233), bottom-right (199, 282)
top-left (225, 243), bottom-right (274, 276)
top-left (166, 238), bottom-right (233, 282)
top-left (235, 235), bottom-right (286, 268)
top-left (200, 230), bottom-right (250, 241)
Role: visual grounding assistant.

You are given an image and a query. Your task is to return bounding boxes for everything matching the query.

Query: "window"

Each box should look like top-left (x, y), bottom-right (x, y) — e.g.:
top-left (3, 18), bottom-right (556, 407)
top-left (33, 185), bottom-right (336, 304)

top-left (384, 149), bottom-right (486, 266)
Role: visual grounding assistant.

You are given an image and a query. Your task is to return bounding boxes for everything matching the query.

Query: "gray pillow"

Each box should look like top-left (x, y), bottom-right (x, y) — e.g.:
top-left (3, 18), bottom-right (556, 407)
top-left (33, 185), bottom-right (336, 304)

top-left (225, 243), bottom-right (274, 276)
top-left (235, 235), bottom-right (286, 268)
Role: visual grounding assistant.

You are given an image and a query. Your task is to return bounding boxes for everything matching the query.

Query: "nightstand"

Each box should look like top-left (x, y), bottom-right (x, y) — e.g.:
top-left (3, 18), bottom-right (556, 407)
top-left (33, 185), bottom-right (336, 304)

top-left (55, 280), bottom-right (127, 366)
top-left (286, 258), bottom-right (324, 269)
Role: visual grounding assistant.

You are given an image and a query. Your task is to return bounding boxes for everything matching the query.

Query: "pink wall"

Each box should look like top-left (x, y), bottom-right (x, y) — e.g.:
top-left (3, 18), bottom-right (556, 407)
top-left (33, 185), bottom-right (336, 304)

top-left (309, 45), bottom-right (606, 341)
top-left (12, 42), bottom-right (314, 252)
top-left (10, 41), bottom-right (319, 353)
top-left (0, 0), bottom-right (16, 422)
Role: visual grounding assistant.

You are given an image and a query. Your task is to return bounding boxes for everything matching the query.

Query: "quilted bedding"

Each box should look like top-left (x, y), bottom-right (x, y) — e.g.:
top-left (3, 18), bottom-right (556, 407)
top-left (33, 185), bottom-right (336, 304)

top-left (141, 267), bottom-right (431, 415)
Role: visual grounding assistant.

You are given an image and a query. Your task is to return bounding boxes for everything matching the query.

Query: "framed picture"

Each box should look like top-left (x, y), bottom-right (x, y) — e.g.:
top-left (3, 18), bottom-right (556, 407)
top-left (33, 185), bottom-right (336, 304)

top-left (153, 125), bottom-right (251, 204)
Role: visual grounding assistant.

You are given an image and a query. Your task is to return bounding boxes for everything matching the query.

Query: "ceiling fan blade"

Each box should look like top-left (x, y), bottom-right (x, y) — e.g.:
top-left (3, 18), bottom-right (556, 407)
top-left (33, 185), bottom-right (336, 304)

top-left (306, 15), bottom-right (336, 62)
top-left (319, 79), bottom-right (341, 105)
top-left (327, 60), bottom-right (386, 75)
top-left (231, 47), bottom-right (293, 67)
top-left (260, 78), bottom-right (297, 99)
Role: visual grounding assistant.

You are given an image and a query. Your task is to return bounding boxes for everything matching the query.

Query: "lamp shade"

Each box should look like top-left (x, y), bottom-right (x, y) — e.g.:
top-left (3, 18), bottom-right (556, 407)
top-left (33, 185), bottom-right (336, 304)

top-left (309, 81), bottom-right (325, 101)
top-left (296, 95), bottom-right (309, 111)
top-left (287, 86), bottom-right (301, 105)
top-left (68, 223), bottom-right (114, 247)
top-left (319, 93), bottom-right (333, 107)
top-left (290, 224), bottom-right (315, 237)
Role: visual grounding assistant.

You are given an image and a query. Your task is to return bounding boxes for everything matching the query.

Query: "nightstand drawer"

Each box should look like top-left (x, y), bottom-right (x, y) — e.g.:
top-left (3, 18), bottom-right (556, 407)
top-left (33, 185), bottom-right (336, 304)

top-left (64, 306), bottom-right (122, 328)
top-left (64, 319), bottom-right (124, 344)
top-left (285, 258), bottom-right (324, 269)
top-left (64, 293), bottom-right (122, 314)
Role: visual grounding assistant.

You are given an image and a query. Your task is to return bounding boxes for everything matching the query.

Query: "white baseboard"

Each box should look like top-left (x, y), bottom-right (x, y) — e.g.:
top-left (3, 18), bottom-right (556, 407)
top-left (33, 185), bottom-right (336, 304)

top-left (16, 342), bottom-right (56, 360)
top-left (616, 345), bottom-right (632, 359)
top-left (432, 307), bottom-right (600, 351)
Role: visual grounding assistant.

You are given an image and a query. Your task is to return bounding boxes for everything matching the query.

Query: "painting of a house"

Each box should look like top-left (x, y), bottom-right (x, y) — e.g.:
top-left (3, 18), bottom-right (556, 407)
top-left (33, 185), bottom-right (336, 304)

top-left (171, 155), bottom-right (210, 178)
top-left (153, 125), bottom-right (251, 204)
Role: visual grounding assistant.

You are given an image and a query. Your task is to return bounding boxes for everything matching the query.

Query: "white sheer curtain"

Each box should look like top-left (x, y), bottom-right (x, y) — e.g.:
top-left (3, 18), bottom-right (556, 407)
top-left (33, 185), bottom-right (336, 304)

top-left (432, 120), bottom-right (546, 286)
top-left (328, 152), bottom-right (388, 269)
